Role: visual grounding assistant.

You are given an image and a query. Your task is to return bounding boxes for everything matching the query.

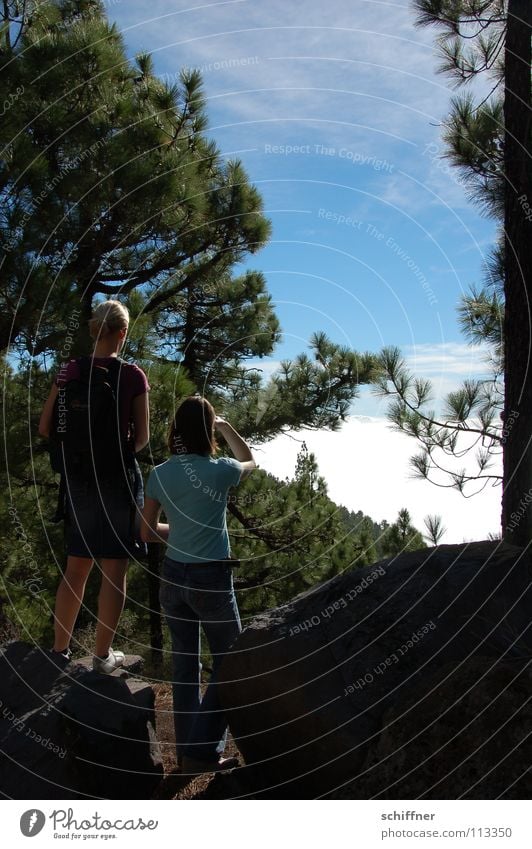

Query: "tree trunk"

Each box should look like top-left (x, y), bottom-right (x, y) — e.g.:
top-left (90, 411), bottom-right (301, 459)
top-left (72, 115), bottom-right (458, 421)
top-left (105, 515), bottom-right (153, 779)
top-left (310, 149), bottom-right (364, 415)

top-left (502, 0), bottom-right (532, 544)
top-left (180, 295), bottom-right (199, 385)
top-left (75, 287), bottom-right (95, 356)
top-left (147, 542), bottom-right (163, 667)
top-left (0, 312), bottom-right (18, 355)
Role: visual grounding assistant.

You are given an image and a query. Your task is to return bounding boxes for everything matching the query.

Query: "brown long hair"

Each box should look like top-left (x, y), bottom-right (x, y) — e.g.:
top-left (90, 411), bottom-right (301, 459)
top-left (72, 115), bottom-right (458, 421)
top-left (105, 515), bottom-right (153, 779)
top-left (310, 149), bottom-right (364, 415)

top-left (168, 396), bottom-right (217, 456)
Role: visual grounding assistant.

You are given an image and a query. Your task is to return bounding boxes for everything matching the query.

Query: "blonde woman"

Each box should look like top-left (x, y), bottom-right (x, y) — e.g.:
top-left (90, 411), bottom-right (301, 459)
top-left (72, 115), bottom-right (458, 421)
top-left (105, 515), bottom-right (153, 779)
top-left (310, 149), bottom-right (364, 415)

top-left (39, 300), bottom-right (150, 673)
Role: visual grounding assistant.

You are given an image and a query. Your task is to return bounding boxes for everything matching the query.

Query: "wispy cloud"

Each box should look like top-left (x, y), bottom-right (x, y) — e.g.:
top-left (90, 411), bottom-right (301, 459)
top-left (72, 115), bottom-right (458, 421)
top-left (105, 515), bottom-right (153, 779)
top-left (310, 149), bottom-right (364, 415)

top-left (112, 1), bottom-right (448, 151)
top-left (111, 0), bottom-right (495, 227)
top-left (403, 341), bottom-right (493, 377)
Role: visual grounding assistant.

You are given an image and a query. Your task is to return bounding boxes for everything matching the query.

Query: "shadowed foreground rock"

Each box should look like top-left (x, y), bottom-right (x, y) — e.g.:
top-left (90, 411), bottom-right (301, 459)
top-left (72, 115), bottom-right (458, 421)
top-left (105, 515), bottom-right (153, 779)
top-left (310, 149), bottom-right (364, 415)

top-left (0, 642), bottom-right (163, 799)
top-left (334, 656), bottom-right (531, 799)
top-left (216, 542), bottom-right (532, 798)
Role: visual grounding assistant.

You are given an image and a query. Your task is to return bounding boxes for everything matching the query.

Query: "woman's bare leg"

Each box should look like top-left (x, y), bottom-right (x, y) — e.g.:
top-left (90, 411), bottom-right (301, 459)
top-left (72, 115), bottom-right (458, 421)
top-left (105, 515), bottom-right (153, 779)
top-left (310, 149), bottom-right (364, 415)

top-left (53, 556), bottom-right (93, 651)
top-left (94, 558), bottom-right (129, 657)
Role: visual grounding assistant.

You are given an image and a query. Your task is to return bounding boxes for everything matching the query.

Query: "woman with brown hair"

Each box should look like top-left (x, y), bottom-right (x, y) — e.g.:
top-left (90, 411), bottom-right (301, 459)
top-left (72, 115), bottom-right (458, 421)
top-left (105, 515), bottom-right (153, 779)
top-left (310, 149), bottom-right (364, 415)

top-left (39, 300), bottom-right (150, 673)
top-left (141, 395), bottom-right (255, 775)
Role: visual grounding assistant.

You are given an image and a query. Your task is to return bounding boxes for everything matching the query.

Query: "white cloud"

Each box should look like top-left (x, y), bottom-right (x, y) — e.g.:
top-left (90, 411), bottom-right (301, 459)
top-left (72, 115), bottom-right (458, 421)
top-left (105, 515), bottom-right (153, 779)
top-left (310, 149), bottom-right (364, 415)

top-left (245, 357), bottom-right (283, 376)
top-left (256, 415), bottom-right (502, 543)
top-left (403, 341), bottom-right (493, 377)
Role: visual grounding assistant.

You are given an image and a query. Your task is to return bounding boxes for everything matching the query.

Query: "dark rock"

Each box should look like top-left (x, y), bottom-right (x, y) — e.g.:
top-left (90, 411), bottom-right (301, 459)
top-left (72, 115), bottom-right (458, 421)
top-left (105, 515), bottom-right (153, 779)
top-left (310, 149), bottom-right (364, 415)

top-left (218, 542), bottom-right (532, 798)
top-left (0, 642), bottom-right (163, 799)
top-left (128, 679), bottom-right (158, 711)
top-left (332, 655), bottom-right (532, 799)
top-left (198, 765), bottom-right (265, 800)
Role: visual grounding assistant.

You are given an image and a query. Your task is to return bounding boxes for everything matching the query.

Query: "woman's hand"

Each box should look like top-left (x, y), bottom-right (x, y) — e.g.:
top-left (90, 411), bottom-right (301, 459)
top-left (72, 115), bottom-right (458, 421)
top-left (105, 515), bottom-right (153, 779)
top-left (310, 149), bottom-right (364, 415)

top-left (141, 497), bottom-right (169, 543)
top-left (214, 416), bottom-right (229, 431)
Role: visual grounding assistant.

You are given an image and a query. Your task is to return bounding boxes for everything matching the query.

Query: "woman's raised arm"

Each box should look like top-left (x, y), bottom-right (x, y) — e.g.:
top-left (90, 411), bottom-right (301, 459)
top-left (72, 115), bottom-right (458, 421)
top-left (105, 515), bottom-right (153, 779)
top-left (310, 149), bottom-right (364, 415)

top-left (215, 417), bottom-right (256, 480)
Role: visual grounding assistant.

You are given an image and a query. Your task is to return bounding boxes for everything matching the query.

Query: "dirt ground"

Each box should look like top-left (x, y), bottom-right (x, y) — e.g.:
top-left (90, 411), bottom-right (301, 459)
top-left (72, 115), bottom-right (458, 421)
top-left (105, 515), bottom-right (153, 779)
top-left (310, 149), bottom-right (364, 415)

top-left (150, 682), bottom-right (241, 800)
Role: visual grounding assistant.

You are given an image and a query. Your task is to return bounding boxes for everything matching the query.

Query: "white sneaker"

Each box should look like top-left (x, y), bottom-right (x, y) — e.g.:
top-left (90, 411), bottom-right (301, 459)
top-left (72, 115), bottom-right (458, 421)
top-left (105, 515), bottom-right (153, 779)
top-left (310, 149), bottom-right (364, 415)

top-left (92, 648), bottom-right (125, 674)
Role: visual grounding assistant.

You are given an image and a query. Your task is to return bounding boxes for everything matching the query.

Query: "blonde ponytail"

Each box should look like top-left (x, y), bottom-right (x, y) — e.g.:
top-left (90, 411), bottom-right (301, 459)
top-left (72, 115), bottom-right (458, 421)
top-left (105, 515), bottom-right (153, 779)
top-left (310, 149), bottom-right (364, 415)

top-left (88, 300), bottom-right (129, 340)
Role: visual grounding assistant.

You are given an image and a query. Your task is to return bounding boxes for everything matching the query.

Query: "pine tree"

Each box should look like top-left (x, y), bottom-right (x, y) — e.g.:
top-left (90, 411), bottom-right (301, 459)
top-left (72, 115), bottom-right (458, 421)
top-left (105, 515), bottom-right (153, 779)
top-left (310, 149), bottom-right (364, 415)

top-left (380, 508), bottom-right (426, 557)
top-left (0, 1), bottom-right (271, 355)
top-left (294, 442), bottom-right (327, 499)
top-left (501, 0), bottom-right (532, 543)
top-left (226, 449), bottom-right (379, 617)
top-left (224, 332), bottom-right (376, 442)
top-left (424, 514), bottom-right (446, 545)
top-left (376, 1), bottom-right (531, 542)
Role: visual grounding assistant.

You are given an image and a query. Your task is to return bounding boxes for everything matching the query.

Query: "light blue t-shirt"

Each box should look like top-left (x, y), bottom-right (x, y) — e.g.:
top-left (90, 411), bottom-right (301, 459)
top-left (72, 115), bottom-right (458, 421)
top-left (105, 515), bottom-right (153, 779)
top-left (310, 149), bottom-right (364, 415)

top-left (145, 454), bottom-right (242, 563)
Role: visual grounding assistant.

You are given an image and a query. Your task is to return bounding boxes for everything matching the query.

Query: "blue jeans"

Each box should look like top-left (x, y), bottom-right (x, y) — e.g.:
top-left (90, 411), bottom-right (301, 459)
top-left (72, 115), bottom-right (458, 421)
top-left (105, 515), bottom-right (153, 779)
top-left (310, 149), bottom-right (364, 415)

top-left (160, 556), bottom-right (241, 763)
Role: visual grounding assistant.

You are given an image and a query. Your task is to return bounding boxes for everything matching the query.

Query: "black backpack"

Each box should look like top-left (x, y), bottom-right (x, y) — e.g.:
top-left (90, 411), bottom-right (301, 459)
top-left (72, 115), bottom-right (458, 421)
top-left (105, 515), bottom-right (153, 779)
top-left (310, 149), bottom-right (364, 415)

top-left (49, 356), bottom-right (132, 481)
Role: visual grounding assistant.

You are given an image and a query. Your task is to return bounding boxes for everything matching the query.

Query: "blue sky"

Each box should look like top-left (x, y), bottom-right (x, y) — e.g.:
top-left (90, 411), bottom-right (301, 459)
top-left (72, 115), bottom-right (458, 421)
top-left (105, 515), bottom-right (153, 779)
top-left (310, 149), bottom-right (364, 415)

top-left (108, 0), bottom-right (501, 538)
top-left (109, 0), bottom-right (495, 372)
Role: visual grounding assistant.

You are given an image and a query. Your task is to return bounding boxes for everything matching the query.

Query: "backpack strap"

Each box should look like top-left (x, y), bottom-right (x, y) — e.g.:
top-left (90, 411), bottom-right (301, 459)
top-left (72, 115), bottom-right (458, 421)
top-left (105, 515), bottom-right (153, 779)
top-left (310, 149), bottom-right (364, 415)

top-left (108, 358), bottom-right (137, 459)
top-left (105, 356), bottom-right (122, 389)
top-left (104, 359), bottom-right (138, 542)
top-left (75, 355), bottom-right (121, 385)
top-left (75, 355), bottom-right (90, 380)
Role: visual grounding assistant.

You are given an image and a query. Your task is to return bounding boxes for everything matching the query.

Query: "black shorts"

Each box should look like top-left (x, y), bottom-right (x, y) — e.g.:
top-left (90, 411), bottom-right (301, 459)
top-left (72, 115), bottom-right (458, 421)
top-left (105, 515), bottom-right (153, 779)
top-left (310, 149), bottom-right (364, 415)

top-left (64, 461), bottom-right (145, 559)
